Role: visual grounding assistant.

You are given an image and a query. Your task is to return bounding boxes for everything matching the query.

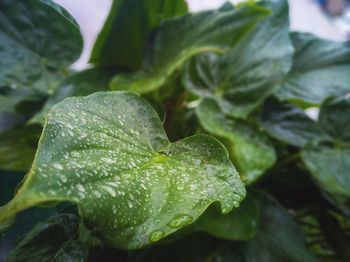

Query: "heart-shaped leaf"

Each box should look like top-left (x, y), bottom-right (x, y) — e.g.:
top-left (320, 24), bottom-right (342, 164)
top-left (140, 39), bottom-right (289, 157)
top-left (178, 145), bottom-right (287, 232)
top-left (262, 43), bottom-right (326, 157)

top-left (0, 91), bottom-right (245, 249)
top-left (196, 98), bottom-right (276, 184)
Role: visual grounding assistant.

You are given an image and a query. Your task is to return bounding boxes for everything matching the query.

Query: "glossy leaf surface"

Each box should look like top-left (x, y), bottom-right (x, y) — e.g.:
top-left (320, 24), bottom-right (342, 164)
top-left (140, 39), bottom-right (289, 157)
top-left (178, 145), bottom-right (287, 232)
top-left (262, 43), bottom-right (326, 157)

top-left (0, 0), bottom-right (83, 113)
top-left (0, 91), bottom-right (245, 249)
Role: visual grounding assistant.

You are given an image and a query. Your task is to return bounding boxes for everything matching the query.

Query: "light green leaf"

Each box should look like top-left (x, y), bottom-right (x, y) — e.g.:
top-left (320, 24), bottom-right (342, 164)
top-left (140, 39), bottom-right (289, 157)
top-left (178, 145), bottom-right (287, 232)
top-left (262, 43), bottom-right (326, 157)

top-left (0, 124), bottom-right (41, 172)
top-left (30, 68), bottom-right (119, 124)
top-left (0, 0), bottom-right (83, 113)
top-left (90, 0), bottom-right (188, 70)
top-left (196, 98), bottom-right (276, 184)
top-left (302, 97), bottom-right (350, 201)
top-left (110, 3), bottom-right (269, 94)
top-left (0, 91), bottom-right (245, 249)
top-left (258, 99), bottom-right (324, 147)
top-left (194, 191), bottom-right (260, 241)
top-left (7, 213), bottom-right (88, 262)
top-left (184, 0), bottom-right (293, 118)
top-left (276, 32), bottom-right (350, 106)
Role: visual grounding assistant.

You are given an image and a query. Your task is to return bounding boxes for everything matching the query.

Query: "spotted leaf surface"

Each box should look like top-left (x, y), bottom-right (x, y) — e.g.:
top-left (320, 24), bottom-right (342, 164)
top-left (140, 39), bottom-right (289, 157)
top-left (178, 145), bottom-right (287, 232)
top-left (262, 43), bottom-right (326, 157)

top-left (0, 91), bottom-right (245, 249)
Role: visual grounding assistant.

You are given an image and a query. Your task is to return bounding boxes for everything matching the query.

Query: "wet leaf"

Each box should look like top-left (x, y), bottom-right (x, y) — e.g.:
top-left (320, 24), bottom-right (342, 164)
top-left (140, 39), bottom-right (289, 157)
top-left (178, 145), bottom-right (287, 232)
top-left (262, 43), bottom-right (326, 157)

top-left (0, 0), bottom-right (83, 113)
top-left (0, 91), bottom-right (245, 249)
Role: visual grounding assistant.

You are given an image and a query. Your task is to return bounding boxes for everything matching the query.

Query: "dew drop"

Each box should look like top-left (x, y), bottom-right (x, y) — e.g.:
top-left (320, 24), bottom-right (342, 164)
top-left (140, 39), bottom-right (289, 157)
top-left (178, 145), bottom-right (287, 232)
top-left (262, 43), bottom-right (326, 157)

top-left (149, 230), bottom-right (164, 242)
top-left (168, 214), bottom-right (193, 229)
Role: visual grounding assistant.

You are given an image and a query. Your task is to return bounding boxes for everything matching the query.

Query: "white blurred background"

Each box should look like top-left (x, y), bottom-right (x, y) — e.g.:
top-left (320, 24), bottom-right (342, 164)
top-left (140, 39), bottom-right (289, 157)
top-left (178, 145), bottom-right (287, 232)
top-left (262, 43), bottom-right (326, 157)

top-left (54, 0), bottom-right (350, 69)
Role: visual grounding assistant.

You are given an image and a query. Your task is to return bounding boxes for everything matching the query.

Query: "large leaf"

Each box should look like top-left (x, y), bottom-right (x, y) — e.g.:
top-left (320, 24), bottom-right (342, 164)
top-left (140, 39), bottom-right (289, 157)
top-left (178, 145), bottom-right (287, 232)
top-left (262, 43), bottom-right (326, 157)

top-left (184, 0), bottom-right (293, 118)
top-left (90, 0), bottom-right (187, 70)
top-left (0, 91), bottom-right (245, 249)
top-left (0, 0), bottom-right (83, 113)
top-left (276, 32), bottom-right (350, 106)
top-left (243, 192), bottom-right (318, 262)
top-left (196, 99), bottom-right (276, 184)
top-left (0, 124), bottom-right (41, 172)
top-left (110, 3), bottom-right (269, 94)
top-left (6, 213), bottom-right (88, 262)
top-left (258, 99), bottom-right (324, 147)
top-left (30, 68), bottom-right (119, 124)
top-left (302, 97), bottom-right (350, 201)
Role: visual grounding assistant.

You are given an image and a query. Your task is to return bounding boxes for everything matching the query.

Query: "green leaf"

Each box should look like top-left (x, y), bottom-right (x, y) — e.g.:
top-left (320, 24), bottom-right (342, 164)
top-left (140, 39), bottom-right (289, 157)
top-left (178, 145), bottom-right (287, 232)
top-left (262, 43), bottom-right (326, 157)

top-left (302, 97), bottom-right (350, 200)
top-left (129, 233), bottom-right (244, 262)
top-left (7, 213), bottom-right (88, 262)
top-left (196, 98), bottom-right (276, 184)
top-left (90, 0), bottom-right (188, 70)
top-left (30, 68), bottom-right (119, 124)
top-left (0, 91), bottom-right (245, 249)
top-left (194, 191), bottom-right (260, 241)
top-left (243, 192), bottom-right (318, 262)
top-left (110, 3), bottom-right (269, 94)
top-left (0, 0), bottom-right (83, 113)
top-left (184, 0), bottom-right (293, 118)
top-left (276, 32), bottom-right (350, 106)
top-left (258, 99), bottom-right (324, 147)
top-left (0, 125), bottom-right (41, 172)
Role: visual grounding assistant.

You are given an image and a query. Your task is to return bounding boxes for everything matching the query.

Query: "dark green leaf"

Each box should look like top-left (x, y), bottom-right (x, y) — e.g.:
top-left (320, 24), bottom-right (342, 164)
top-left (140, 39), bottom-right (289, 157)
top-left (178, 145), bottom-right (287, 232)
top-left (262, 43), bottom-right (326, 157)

top-left (258, 99), bottom-right (323, 147)
top-left (0, 124), bottom-right (41, 172)
top-left (0, 91), bottom-right (245, 249)
top-left (243, 192), bottom-right (318, 262)
top-left (196, 98), bottom-right (276, 184)
top-left (0, 0), bottom-right (83, 113)
top-left (276, 32), bottom-right (350, 106)
top-left (7, 214), bottom-right (88, 262)
top-left (129, 233), bottom-right (244, 262)
top-left (184, 0), bottom-right (293, 118)
top-left (194, 191), bottom-right (259, 241)
top-left (302, 97), bottom-right (350, 201)
top-left (90, 0), bottom-right (188, 70)
top-left (30, 68), bottom-right (119, 124)
top-left (110, 3), bottom-right (269, 94)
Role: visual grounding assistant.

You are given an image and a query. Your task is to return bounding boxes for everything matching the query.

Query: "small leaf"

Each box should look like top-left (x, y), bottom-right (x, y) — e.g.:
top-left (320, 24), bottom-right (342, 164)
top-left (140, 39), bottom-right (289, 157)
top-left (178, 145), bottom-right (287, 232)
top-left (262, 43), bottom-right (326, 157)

top-left (7, 214), bottom-right (88, 262)
top-left (196, 98), bottom-right (276, 184)
top-left (0, 91), bottom-right (245, 249)
top-left (90, 0), bottom-right (188, 70)
top-left (258, 98), bottom-right (324, 147)
top-left (0, 0), bottom-right (83, 113)
top-left (110, 3), bottom-right (269, 94)
top-left (276, 32), bottom-right (350, 106)
top-left (184, 0), bottom-right (293, 118)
